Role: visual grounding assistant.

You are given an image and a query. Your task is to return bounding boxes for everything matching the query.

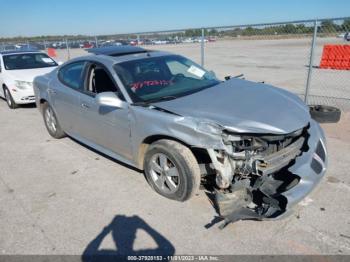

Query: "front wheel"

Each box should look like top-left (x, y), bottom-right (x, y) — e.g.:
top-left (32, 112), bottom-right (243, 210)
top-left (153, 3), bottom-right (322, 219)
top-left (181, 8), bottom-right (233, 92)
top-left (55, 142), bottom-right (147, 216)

top-left (42, 102), bottom-right (66, 139)
top-left (4, 87), bottom-right (18, 109)
top-left (144, 139), bottom-right (201, 202)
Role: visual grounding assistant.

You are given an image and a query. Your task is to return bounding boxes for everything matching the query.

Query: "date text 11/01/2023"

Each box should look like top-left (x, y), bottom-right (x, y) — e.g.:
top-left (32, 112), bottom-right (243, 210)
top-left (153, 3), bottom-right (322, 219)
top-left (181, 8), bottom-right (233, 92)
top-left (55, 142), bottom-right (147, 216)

top-left (127, 255), bottom-right (219, 261)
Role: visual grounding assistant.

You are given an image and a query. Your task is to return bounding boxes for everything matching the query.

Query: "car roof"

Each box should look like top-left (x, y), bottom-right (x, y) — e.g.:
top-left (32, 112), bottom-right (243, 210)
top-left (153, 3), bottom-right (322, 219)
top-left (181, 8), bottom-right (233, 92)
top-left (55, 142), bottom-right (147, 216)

top-left (86, 46), bottom-right (148, 56)
top-left (0, 49), bottom-right (43, 55)
top-left (67, 47), bottom-right (172, 67)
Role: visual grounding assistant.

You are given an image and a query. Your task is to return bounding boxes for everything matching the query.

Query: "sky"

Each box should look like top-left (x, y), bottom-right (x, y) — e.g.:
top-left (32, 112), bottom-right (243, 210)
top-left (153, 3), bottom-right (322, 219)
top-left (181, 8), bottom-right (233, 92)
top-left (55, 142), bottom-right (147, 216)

top-left (0, 0), bottom-right (349, 37)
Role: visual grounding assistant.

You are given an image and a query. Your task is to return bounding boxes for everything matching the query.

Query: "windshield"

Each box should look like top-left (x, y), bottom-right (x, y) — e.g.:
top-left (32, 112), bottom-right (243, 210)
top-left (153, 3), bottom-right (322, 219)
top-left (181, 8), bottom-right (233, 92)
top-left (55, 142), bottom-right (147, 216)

top-left (114, 55), bottom-right (220, 103)
top-left (3, 53), bottom-right (58, 70)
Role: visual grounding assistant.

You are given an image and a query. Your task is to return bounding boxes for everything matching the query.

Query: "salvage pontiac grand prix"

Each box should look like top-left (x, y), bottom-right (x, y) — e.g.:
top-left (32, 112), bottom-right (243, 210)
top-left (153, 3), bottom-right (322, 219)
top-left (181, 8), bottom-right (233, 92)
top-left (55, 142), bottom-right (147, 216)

top-left (33, 46), bottom-right (327, 224)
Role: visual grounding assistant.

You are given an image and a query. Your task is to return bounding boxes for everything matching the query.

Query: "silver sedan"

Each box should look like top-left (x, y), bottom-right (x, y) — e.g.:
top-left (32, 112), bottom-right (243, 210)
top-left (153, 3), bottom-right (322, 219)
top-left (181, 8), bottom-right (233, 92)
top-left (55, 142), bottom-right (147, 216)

top-left (34, 46), bottom-right (327, 223)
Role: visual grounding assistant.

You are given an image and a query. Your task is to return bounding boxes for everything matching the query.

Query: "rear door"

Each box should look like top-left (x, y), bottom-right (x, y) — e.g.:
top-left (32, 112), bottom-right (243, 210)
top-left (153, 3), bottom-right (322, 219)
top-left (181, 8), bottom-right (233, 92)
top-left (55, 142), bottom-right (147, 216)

top-left (50, 61), bottom-right (86, 135)
top-left (77, 62), bottom-right (132, 159)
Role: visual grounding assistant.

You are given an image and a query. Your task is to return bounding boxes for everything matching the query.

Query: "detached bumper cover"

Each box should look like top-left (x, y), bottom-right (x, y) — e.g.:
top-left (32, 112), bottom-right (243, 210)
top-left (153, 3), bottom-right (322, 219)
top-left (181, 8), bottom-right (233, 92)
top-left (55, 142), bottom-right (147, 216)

top-left (282, 119), bottom-right (327, 211)
top-left (215, 120), bottom-right (327, 228)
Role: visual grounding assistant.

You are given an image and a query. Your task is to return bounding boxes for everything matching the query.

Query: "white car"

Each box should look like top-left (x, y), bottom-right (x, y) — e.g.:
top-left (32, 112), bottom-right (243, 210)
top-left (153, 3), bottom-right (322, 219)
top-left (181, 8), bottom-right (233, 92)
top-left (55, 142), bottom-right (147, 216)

top-left (182, 38), bottom-right (195, 43)
top-left (0, 50), bottom-right (59, 109)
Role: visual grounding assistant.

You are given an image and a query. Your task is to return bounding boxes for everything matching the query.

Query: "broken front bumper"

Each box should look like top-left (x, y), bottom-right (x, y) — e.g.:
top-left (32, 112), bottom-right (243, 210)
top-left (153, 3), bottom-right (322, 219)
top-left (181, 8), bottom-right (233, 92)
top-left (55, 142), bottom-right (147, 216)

top-left (280, 119), bottom-right (327, 213)
top-left (213, 120), bottom-right (327, 227)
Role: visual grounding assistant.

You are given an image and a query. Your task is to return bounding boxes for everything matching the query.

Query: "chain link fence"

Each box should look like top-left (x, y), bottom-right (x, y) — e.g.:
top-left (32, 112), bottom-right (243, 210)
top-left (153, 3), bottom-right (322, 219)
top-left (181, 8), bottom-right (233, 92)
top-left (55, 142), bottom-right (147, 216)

top-left (307, 18), bottom-right (350, 111)
top-left (1, 17), bottom-right (349, 110)
top-left (195, 21), bottom-right (315, 102)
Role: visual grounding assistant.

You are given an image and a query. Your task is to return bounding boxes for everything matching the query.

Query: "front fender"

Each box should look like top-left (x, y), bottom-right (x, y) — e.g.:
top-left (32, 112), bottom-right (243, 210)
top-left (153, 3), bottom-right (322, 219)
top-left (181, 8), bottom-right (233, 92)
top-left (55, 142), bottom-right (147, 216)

top-left (129, 106), bottom-right (225, 167)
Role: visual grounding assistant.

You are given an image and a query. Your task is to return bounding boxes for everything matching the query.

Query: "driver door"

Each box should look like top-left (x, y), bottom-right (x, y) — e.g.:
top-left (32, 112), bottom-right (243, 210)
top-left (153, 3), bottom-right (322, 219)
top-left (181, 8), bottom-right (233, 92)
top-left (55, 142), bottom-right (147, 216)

top-left (77, 62), bottom-right (132, 160)
top-left (51, 61), bottom-right (86, 135)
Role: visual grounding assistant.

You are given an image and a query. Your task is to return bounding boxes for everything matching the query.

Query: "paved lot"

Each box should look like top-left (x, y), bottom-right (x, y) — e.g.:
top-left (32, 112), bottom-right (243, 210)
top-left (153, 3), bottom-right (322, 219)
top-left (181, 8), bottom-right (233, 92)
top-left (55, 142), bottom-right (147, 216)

top-left (0, 98), bottom-right (350, 255)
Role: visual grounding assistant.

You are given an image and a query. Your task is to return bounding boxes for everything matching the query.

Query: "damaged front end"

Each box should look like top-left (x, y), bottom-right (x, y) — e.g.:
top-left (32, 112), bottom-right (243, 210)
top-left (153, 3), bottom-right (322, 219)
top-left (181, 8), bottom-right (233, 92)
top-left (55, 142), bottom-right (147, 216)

top-left (206, 120), bottom-right (327, 228)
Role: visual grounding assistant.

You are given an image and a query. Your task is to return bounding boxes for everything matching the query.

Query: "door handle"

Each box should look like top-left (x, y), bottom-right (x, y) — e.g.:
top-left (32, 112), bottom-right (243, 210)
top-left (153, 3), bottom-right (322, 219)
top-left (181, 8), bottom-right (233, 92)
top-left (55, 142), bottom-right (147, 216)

top-left (81, 103), bottom-right (90, 109)
top-left (48, 88), bottom-right (56, 95)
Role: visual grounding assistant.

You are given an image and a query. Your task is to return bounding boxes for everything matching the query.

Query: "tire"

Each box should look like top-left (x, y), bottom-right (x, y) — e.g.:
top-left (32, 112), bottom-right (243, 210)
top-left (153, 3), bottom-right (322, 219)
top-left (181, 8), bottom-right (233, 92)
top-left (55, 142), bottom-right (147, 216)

top-left (144, 139), bottom-right (201, 202)
top-left (3, 87), bottom-right (18, 109)
top-left (309, 105), bottom-right (341, 123)
top-left (42, 102), bottom-right (66, 139)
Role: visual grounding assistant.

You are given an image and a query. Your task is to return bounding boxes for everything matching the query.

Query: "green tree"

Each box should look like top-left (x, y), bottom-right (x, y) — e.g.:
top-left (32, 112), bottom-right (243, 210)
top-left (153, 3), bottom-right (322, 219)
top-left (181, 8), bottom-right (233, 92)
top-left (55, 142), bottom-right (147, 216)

top-left (209, 29), bottom-right (218, 36)
top-left (342, 19), bottom-right (350, 31)
top-left (321, 20), bottom-right (336, 32)
top-left (242, 26), bottom-right (255, 36)
top-left (282, 24), bottom-right (296, 34)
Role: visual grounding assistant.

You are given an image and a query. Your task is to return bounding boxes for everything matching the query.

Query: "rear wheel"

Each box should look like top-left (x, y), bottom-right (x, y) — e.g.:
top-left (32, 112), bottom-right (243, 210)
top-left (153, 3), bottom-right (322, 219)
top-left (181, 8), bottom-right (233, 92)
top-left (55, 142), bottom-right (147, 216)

top-left (42, 102), bottom-right (66, 139)
top-left (4, 87), bottom-right (18, 109)
top-left (144, 139), bottom-right (201, 202)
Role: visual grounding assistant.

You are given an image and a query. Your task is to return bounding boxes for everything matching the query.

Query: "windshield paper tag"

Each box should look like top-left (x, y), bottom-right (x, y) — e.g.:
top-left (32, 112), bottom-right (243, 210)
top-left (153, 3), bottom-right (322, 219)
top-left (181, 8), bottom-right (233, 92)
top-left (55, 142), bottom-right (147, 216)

top-left (42, 57), bottom-right (54, 63)
top-left (187, 65), bottom-right (205, 78)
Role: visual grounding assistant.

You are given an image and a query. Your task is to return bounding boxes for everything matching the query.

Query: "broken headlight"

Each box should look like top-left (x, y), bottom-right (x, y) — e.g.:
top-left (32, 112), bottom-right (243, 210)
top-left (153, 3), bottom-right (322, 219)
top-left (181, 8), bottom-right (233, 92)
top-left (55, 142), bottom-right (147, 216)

top-left (222, 132), bottom-right (267, 153)
top-left (231, 137), bottom-right (267, 152)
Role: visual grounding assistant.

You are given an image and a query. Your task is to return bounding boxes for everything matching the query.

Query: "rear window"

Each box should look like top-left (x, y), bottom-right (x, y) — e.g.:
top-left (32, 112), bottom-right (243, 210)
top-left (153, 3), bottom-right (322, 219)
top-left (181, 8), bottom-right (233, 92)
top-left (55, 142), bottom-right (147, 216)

top-left (58, 62), bottom-right (85, 90)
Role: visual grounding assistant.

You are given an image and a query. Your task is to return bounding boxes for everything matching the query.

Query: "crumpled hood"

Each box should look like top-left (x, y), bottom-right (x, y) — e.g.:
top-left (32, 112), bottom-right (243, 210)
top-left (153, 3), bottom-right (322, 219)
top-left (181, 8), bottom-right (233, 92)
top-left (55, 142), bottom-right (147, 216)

top-left (6, 67), bottom-right (57, 82)
top-left (154, 79), bottom-right (311, 134)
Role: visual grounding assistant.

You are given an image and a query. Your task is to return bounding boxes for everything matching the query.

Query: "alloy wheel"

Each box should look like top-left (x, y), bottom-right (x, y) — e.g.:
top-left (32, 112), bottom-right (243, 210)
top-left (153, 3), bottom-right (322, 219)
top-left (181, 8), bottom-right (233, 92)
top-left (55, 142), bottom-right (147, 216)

top-left (149, 153), bottom-right (180, 194)
top-left (45, 107), bottom-right (57, 133)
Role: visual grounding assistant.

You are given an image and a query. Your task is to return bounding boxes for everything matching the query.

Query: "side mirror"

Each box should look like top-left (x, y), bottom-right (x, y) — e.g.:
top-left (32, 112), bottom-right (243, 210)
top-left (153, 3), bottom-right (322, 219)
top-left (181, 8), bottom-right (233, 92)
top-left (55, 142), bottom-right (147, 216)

top-left (208, 70), bottom-right (216, 78)
top-left (95, 92), bottom-right (125, 109)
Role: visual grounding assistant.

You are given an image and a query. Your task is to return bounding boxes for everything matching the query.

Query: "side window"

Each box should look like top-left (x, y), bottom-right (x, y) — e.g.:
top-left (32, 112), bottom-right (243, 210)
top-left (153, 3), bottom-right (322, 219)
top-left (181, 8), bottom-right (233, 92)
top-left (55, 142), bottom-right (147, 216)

top-left (58, 62), bottom-right (85, 90)
top-left (86, 64), bottom-right (118, 94)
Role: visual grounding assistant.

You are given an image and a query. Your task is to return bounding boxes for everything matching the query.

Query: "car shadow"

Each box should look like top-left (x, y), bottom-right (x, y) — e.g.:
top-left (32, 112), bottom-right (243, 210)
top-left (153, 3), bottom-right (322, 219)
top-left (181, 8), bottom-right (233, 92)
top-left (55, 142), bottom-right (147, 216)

top-left (19, 103), bottom-right (37, 109)
top-left (0, 99), bottom-right (37, 109)
top-left (82, 215), bottom-right (175, 262)
top-left (201, 177), bottom-right (225, 229)
top-left (68, 136), bottom-right (141, 173)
